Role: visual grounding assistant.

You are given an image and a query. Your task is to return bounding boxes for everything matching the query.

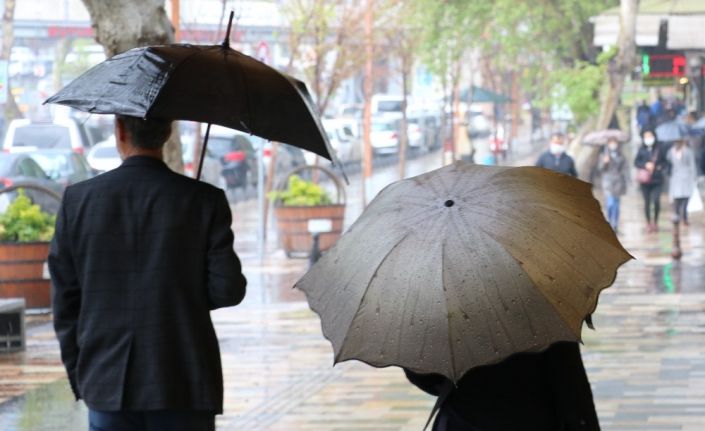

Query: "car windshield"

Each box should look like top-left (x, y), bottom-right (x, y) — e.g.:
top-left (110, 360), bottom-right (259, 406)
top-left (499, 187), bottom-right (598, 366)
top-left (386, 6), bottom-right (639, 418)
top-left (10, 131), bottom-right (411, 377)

top-left (13, 125), bottom-right (72, 149)
top-left (93, 146), bottom-right (119, 158)
top-left (207, 137), bottom-right (235, 157)
top-left (372, 122), bottom-right (394, 132)
top-left (377, 100), bottom-right (402, 112)
top-left (30, 153), bottom-right (71, 178)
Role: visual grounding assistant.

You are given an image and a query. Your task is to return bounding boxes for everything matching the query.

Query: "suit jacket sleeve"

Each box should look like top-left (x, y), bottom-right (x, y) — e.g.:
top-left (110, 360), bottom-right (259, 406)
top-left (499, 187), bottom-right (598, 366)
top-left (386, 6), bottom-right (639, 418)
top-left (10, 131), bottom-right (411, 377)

top-left (545, 343), bottom-right (601, 430)
top-left (48, 192), bottom-right (81, 400)
top-left (206, 189), bottom-right (247, 310)
top-left (535, 152), bottom-right (547, 168)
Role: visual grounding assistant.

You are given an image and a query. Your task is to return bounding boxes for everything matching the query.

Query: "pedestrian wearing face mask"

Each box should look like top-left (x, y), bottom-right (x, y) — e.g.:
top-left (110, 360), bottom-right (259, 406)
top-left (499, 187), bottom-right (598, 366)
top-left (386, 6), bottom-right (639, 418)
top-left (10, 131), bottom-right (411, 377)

top-left (535, 132), bottom-right (578, 177)
top-left (667, 139), bottom-right (697, 226)
top-left (597, 138), bottom-right (628, 233)
top-left (634, 129), bottom-right (668, 232)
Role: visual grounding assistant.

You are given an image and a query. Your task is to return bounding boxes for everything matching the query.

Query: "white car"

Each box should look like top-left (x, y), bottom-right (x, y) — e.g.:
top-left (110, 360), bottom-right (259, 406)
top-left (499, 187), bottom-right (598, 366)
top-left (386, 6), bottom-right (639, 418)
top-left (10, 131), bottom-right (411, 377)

top-left (370, 118), bottom-right (399, 155)
top-left (86, 137), bottom-right (121, 173)
top-left (322, 118), bottom-right (361, 163)
top-left (3, 117), bottom-right (93, 154)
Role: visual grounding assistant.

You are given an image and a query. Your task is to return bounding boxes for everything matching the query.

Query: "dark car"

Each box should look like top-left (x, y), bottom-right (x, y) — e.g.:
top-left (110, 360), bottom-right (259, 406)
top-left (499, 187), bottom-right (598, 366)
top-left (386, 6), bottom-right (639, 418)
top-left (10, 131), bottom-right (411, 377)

top-left (207, 126), bottom-right (258, 190)
top-left (0, 153), bottom-right (63, 214)
top-left (29, 149), bottom-right (95, 188)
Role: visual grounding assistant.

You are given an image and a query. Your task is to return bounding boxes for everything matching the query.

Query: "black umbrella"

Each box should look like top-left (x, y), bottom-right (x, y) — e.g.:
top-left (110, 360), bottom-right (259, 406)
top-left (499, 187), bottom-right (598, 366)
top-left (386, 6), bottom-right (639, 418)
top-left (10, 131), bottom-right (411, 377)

top-left (45, 12), bottom-right (338, 181)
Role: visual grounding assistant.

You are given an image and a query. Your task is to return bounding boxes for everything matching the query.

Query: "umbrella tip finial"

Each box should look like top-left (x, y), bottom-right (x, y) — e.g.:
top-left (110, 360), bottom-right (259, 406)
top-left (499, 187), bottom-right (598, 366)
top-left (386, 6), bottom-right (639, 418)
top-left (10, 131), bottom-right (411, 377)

top-left (222, 10), bottom-right (235, 48)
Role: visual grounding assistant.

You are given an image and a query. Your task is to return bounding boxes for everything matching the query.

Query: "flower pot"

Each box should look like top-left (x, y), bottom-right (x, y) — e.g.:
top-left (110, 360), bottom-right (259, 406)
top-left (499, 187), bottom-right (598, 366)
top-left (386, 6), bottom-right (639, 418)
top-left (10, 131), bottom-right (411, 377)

top-left (0, 242), bottom-right (51, 309)
top-left (273, 165), bottom-right (346, 258)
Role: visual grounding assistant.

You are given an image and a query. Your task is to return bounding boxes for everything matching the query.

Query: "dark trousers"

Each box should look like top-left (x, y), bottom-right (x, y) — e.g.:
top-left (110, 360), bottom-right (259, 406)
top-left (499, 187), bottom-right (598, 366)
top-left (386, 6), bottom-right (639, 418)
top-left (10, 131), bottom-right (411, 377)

top-left (89, 409), bottom-right (216, 431)
top-left (673, 197), bottom-right (689, 223)
top-left (640, 183), bottom-right (662, 223)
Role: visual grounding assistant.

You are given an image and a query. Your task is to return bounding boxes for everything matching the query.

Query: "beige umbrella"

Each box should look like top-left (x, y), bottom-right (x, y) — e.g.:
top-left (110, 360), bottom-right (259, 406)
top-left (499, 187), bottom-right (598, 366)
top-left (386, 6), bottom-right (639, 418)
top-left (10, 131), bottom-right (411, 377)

top-left (296, 162), bottom-right (632, 382)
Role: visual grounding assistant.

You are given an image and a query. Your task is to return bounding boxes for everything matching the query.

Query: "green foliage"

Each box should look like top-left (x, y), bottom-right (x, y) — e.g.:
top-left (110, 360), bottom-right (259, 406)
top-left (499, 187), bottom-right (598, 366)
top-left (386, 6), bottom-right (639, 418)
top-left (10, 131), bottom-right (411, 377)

top-left (553, 61), bottom-right (605, 123)
top-left (269, 175), bottom-right (333, 207)
top-left (0, 190), bottom-right (56, 242)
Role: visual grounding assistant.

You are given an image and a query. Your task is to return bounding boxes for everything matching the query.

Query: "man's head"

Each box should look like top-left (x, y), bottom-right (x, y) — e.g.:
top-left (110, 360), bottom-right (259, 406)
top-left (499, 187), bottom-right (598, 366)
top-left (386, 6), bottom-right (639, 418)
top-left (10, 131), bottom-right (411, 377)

top-left (115, 115), bottom-right (172, 159)
top-left (549, 132), bottom-right (565, 155)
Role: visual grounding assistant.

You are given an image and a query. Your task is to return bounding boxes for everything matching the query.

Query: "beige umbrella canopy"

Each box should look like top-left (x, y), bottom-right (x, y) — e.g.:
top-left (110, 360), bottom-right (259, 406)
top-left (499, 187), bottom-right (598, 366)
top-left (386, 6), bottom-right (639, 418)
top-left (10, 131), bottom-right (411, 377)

top-left (296, 162), bottom-right (632, 383)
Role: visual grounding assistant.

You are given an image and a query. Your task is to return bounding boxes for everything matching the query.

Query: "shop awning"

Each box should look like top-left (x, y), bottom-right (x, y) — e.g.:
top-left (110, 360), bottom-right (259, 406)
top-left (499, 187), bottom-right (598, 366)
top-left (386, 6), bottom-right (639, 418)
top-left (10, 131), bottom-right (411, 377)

top-left (592, 0), bottom-right (705, 48)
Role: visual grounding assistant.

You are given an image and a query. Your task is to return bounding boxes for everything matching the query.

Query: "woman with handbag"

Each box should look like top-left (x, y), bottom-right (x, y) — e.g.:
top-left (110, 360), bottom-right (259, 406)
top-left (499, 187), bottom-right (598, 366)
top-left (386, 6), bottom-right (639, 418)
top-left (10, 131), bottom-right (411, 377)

top-left (667, 139), bottom-right (698, 225)
top-left (634, 130), bottom-right (668, 233)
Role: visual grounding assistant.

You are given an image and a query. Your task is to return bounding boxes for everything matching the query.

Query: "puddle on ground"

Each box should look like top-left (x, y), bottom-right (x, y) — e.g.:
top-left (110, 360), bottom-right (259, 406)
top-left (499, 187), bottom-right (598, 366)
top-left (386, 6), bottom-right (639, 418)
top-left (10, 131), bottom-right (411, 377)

top-left (0, 380), bottom-right (86, 431)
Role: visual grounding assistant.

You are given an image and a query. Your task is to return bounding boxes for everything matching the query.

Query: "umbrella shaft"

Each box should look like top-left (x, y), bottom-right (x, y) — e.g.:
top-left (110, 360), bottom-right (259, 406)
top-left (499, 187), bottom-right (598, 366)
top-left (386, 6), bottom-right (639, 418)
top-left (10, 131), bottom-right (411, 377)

top-left (197, 123), bottom-right (212, 181)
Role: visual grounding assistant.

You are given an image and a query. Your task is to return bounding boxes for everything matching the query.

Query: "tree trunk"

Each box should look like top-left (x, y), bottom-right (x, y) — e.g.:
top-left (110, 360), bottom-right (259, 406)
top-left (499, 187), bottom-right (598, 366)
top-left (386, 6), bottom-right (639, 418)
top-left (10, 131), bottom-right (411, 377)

top-left (398, 53), bottom-right (410, 179)
top-left (1, 0), bottom-right (22, 121)
top-left (572, 0), bottom-right (638, 181)
top-left (81, 0), bottom-right (183, 173)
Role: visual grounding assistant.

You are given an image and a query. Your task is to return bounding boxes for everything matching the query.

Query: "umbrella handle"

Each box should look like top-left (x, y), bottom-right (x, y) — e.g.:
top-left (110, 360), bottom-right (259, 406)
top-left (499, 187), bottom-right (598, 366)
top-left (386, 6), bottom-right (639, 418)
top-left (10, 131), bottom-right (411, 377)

top-left (196, 123), bottom-right (212, 181)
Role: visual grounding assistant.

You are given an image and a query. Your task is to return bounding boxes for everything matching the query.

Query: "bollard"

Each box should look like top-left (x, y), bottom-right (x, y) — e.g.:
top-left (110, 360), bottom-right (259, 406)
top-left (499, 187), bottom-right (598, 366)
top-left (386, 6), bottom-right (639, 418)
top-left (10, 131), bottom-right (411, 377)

top-left (671, 217), bottom-right (682, 260)
top-left (309, 233), bottom-right (322, 267)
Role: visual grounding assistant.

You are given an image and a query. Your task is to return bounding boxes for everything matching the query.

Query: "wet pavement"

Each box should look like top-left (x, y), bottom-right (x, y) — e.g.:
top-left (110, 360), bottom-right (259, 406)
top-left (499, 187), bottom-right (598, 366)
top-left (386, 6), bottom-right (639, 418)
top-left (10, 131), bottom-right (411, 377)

top-left (1, 141), bottom-right (705, 430)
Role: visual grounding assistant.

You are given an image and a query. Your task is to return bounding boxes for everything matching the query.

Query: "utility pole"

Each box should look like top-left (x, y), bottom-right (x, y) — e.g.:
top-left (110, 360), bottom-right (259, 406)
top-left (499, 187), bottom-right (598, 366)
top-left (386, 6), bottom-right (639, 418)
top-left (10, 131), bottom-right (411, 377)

top-left (362, 0), bottom-right (373, 207)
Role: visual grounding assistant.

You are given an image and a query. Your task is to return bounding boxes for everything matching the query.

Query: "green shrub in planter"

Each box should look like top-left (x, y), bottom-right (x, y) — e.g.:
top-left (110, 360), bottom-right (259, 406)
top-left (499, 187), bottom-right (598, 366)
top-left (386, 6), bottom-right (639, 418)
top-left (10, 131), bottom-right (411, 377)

top-left (0, 190), bottom-right (56, 242)
top-left (268, 175), bottom-right (333, 207)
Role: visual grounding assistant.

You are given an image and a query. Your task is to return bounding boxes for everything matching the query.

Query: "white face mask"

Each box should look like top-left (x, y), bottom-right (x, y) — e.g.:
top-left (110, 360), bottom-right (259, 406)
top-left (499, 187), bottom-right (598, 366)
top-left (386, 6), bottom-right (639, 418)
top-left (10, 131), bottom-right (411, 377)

top-left (608, 143), bottom-right (619, 151)
top-left (644, 138), bottom-right (655, 147)
top-left (550, 143), bottom-right (565, 155)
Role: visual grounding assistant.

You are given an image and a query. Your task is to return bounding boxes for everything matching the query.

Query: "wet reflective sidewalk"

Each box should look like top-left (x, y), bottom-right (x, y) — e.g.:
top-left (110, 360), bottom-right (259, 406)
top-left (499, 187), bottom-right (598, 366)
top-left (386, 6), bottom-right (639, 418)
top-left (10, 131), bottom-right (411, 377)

top-left (1, 149), bottom-right (705, 430)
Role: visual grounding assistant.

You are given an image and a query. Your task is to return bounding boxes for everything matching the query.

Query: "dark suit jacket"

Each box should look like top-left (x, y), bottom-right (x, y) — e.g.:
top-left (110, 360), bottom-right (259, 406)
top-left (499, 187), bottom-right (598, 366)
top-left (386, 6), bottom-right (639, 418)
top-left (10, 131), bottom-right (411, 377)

top-left (535, 151), bottom-right (578, 177)
top-left (49, 156), bottom-right (247, 413)
top-left (405, 342), bottom-right (600, 431)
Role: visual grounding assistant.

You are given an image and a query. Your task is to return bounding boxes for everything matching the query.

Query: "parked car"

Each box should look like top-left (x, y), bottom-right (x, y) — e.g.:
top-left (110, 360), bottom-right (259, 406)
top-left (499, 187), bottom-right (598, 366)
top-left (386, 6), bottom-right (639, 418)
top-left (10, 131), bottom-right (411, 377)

top-left (181, 134), bottom-right (227, 189)
top-left (206, 125), bottom-right (260, 190)
top-left (370, 117), bottom-right (400, 155)
top-left (0, 153), bottom-right (63, 214)
top-left (322, 118), bottom-right (361, 163)
top-left (3, 116), bottom-right (95, 155)
top-left (86, 137), bottom-right (122, 173)
top-left (29, 149), bottom-right (95, 188)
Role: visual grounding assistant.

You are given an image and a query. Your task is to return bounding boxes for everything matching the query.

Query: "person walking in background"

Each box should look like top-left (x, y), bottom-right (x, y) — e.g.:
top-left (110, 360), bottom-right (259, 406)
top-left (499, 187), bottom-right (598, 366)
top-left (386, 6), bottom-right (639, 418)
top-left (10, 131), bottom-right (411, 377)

top-left (634, 129), bottom-right (668, 233)
top-left (535, 132), bottom-right (578, 177)
top-left (49, 115), bottom-right (247, 431)
top-left (636, 100), bottom-right (652, 133)
top-left (597, 137), bottom-right (629, 233)
top-left (405, 342), bottom-right (600, 431)
top-left (667, 139), bottom-right (698, 226)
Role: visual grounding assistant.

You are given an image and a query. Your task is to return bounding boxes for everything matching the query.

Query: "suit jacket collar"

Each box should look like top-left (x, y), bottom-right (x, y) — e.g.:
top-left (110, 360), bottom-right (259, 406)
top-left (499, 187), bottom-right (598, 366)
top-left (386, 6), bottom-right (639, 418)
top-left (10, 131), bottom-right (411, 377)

top-left (121, 156), bottom-right (168, 169)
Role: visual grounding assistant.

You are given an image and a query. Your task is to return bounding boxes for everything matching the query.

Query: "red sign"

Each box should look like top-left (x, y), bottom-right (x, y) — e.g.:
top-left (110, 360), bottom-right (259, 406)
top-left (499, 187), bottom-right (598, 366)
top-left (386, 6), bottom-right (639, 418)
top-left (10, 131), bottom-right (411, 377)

top-left (47, 26), bottom-right (93, 38)
top-left (648, 54), bottom-right (686, 78)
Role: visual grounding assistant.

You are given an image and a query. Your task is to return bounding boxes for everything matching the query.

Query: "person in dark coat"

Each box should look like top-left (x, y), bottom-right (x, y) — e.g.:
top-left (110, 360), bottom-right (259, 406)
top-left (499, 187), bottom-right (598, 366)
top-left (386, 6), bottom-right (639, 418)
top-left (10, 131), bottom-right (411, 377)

top-left (634, 129), bottom-right (669, 233)
top-left (49, 115), bottom-right (247, 431)
top-left (535, 132), bottom-right (578, 177)
top-left (405, 342), bottom-right (600, 431)
top-left (597, 138), bottom-right (629, 233)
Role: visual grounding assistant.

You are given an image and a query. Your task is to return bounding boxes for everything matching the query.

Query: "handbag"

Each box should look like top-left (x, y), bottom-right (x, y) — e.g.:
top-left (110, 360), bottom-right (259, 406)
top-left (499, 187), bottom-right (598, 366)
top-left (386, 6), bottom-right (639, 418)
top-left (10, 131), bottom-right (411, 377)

top-left (636, 168), bottom-right (652, 184)
top-left (688, 185), bottom-right (703, 213)
top-left (637, 149), bottom-right (658, 184)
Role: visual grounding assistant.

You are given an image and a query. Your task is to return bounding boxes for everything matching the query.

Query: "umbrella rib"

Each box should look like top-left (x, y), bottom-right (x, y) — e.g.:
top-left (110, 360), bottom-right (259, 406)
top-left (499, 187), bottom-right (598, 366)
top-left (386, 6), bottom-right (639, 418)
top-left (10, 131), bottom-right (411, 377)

top-left (334, 232), bottom-right (411, 363)
top-left (441, 240), bottom-right (458, 383)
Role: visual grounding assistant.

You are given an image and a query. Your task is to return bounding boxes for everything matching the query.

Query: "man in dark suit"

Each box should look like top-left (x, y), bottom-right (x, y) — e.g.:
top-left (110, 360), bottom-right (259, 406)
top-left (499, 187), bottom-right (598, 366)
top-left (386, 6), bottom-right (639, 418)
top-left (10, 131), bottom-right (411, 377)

top-left (535, 132), bottom-right (578, 177)
top-left (49, 115), bottom-right (247, 431)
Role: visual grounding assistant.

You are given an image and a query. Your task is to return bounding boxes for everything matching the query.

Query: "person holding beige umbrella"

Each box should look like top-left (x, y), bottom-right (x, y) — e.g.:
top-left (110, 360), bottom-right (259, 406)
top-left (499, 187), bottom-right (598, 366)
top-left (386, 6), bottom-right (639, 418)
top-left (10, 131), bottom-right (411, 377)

top-left (296, 161), bottom-right (631, 431)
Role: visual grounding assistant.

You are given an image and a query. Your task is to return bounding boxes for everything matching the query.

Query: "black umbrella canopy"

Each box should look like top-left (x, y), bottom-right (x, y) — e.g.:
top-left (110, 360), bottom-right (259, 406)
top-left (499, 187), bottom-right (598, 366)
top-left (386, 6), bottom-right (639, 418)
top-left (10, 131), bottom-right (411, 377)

top-left (45, 43), bottom-right (334, 162)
